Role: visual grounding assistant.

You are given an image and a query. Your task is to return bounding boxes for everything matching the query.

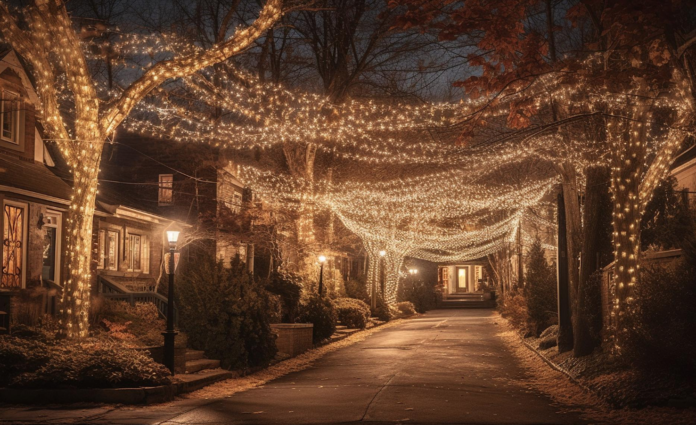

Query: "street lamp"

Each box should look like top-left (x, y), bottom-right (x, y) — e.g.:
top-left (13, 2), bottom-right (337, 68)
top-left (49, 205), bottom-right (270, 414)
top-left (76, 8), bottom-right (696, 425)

top-left (409, 268), bottom-right (418, 275)
top-left (318, 255), bottom-right (326, 296)
top-left (163, 223), bottom-right (181, 375)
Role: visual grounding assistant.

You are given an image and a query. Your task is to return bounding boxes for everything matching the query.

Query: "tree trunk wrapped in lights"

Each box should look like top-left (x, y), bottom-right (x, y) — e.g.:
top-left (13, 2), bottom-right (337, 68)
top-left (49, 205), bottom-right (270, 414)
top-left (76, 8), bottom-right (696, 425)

top-left (609, 70), bottom-right (694, 350)
top-left (0, 0), bottom-right (284, 337)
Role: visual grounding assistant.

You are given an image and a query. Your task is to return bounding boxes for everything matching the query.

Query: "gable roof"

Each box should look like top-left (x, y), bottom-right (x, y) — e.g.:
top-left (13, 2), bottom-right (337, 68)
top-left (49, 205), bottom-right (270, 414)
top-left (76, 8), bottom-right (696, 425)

top-left (0, 50), bottom-right (40, 107)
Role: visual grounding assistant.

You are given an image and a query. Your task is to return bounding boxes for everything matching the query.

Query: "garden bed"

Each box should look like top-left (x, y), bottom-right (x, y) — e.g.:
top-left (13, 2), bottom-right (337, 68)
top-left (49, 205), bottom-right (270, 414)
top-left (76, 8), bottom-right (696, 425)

top-left (509, 320), bottom-right (696, 408)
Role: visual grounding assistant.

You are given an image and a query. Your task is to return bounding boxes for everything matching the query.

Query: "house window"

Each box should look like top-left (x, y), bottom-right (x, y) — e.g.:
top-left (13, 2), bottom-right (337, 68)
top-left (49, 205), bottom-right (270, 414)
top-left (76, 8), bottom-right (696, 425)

top-left (158, 174), bottom-right (173, 205)
top-left (2, 202), bottom-right (26, 289)
top-left (98, 229), bottom-right (119, 271)
top-left (129, 234), bottom-right (141, 271)
top-left (128, 234), bottom-right (149, 273)
top-left (41, 212), bottom-right (61, 283)
top-left (0, 91), bottom-right (19, 144)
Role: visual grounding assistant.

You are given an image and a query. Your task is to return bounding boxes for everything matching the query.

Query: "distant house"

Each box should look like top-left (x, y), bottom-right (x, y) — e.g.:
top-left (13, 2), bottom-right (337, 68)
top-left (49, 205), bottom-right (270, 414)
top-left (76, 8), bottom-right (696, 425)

top-left (97, 133), bottom-right (255, 274)
top-left (438, 261), bottom-right (487, 298)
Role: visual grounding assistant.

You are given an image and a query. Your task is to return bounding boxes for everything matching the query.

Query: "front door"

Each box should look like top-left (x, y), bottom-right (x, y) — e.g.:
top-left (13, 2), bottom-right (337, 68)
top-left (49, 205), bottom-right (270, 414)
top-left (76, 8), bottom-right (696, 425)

top-left (457, 267), bottom-right (468, 292)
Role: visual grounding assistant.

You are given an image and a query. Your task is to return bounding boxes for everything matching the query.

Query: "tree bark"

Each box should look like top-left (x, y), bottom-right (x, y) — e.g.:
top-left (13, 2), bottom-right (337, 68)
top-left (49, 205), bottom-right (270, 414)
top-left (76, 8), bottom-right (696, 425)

top-left (556, 191), bottom-right (574, 352)
top-left (574, 166), bottom-right (610, 357)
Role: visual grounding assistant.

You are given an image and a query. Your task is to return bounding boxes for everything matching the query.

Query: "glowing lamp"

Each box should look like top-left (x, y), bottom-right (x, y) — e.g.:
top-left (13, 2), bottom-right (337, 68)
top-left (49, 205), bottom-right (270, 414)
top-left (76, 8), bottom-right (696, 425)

top-left (319, 255), bottom-right (327, 263)
top-left (379, 250), bottom-right (386, 257)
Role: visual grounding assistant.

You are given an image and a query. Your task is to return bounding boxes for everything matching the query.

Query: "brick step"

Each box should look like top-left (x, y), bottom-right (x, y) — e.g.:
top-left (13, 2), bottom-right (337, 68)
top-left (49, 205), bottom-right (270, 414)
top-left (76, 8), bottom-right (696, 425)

top-left (185, 358), bottom-right (220, 374)
top-left (175, 369), bottom-right (235, 394)
top-left (185, 349), bottom-right (205, 362)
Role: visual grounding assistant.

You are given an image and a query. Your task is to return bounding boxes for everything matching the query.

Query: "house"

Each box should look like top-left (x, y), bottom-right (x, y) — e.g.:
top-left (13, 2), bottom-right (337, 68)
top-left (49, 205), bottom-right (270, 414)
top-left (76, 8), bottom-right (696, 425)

top-left (671, 144), bottom-right (696, 196)
top-left (0, 50), bottom-right (73, 331)
top-left (97, 133), bottom-right (255, 275)
top-left (438, 261), bottom-right (487, 299)
top-left (0, 49), bottom-right (184, 329)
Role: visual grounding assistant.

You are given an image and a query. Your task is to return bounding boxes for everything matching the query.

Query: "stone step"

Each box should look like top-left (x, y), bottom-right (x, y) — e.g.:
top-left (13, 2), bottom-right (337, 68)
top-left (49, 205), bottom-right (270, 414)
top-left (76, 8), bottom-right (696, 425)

top-left (185, 349), bottom-right (205, 362)
top-left (335, 325), bottom-right (348, 330)
top-left (175, 369), bottom-right (235, 394)
top-left (185, 358), bottom-right (220, 374)
top-left (439, 300), bottom-right (495, 309)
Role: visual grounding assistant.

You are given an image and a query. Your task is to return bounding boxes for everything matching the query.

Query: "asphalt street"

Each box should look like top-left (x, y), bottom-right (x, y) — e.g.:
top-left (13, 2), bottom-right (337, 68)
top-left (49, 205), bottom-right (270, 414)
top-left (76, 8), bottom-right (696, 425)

top-left (0, 309), bottom-right (587, 424)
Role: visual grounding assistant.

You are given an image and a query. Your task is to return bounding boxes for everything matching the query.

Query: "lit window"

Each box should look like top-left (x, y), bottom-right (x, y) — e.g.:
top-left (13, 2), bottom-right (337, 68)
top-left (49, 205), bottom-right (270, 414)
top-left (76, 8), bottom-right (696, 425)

top-left (129, 234), bottom-right (141, 271)
top-left (0, 91), bottom-right (18, 144)
top-left (98, 229), bottom-right (119, 271)
top-left (2, 202), bottom-right (26, 288)
top-left (158, 174), bottom-right (173, 205)
top-left (41, 212), bottom-right (61, 283)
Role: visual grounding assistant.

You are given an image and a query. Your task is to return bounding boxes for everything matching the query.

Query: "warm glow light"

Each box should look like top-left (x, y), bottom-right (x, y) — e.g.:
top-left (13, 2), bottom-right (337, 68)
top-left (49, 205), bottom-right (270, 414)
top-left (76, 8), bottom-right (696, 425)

top-left (379, 250), bottom-right (386, 257)
top-left (318, 255), bottom-right (326, 263)
top-left (166, 230), bottom-right (180, 245)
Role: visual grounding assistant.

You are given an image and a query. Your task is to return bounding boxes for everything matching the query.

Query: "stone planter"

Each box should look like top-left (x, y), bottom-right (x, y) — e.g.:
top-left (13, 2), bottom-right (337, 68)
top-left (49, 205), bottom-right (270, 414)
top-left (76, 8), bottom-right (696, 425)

top-left (135, 345), bottom-right (186, 374)
top-left (271, 323), bottom-right (313, 358)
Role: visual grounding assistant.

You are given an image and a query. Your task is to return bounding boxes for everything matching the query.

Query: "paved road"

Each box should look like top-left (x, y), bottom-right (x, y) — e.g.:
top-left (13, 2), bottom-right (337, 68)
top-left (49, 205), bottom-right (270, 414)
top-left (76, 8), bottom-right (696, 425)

top-left (1, 309), bottom-right (586, 424)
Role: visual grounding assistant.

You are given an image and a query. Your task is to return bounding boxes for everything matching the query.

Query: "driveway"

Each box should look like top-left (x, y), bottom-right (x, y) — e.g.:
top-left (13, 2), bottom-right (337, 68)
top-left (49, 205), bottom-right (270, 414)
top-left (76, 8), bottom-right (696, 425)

top-left (0, 309), bottom-right (586, 424)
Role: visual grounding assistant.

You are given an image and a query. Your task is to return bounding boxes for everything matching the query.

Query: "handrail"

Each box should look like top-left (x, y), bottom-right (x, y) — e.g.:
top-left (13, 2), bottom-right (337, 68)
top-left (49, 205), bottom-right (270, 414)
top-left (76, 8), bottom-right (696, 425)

top-left (98, 275), bottom-right (176, 322)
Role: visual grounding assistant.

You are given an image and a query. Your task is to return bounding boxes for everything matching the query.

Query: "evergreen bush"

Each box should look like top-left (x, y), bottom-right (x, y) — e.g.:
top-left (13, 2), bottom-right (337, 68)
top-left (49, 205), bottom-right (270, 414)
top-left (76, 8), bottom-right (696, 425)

top-left (178, 253), bottom-right (277, 370)
top-left (398, 277), bottom-right (438, 313)
top-left (395, 301), bottom-right (417, 317)
top-left (298, 294), bottom-right (338, 343)
top-left (371, 294), bottom-right (392, 322)
top-left (344, 277), bottom-right (369, 303)
top-left (524, 239), bottom-right (558, 336)
top-left (333, 297), bottom-right (371, 329)
top-left (265, 271), bottom-right (303, 322)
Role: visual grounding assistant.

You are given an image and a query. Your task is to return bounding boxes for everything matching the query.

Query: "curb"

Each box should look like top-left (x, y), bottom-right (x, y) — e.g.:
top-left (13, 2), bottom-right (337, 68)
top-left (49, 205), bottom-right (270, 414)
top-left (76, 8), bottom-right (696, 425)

top-left (0, 371), bottom-right (236, 405)
top-left (518, 338), bottom-right (596, 396)
top-left (0, 385), bottom-right (176, 405)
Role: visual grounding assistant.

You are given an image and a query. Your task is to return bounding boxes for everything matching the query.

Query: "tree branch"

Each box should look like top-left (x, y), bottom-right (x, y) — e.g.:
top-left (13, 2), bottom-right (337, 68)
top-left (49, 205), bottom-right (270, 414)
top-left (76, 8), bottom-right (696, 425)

top-left (100, 0), bottom-right (283, 135)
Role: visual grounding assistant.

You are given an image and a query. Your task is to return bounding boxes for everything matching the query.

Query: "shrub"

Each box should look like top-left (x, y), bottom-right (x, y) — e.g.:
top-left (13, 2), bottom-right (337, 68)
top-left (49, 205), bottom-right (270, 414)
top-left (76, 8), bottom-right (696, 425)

top-left (498, 292), bottom-right (529, 332)
top-left (622, 242), bottom-right (696, 375)
top-left (298, 294), bottom-right (337, 343)
top-left (0, 337), bottom-right (169, 389)
top-left (371, 294), bottom-right (392, 322)
top-left (265, 271), bottom-right (303, 322)
top-left (396, 301), bottom-right (417, 317)
top-left (524, 240), bottom-right (558, 336)
top-left (333, 298), bottom-right (371, 329)
top-left (398, 277), bottom-right (438, 313)
top-left (178, 253), bottom-right (277, 370)
top-left (344, 277), bottom-right (369, 303)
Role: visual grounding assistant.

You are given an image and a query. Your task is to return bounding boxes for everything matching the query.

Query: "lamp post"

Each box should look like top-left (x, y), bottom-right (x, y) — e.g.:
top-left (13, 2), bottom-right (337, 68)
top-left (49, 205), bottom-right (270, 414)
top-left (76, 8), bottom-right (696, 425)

top-left (163, 225), bottom-right (181, 375)
top-left (318, 255), bottom-right (326, 296)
